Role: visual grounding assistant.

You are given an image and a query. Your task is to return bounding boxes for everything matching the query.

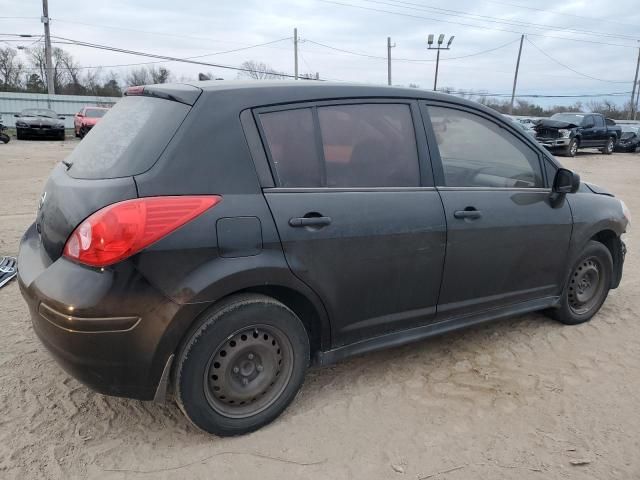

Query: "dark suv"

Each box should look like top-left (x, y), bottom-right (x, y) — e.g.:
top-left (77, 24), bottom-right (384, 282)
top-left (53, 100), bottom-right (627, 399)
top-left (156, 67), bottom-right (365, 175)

top-left (18, 82), bottom-right (629, 436)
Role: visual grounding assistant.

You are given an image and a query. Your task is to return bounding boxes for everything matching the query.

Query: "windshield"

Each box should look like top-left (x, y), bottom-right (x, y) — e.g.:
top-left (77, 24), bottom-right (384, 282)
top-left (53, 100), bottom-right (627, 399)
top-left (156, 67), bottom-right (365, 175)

top-left (621, 125), bottom-right (639, 133)
top-left (67, 96), bottom-right (190, 179)
top-left (20, 108), bottom-right (57, 118)
top-left (85, 108), bottom-right (107, 118)
top-left (550, 113), bottom-right (585, 124)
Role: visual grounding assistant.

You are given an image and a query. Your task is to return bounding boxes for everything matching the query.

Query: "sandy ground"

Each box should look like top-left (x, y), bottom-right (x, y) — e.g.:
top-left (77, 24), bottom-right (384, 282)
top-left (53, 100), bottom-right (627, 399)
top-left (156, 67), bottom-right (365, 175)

top-left (0, 138), bottom-right (639, 480)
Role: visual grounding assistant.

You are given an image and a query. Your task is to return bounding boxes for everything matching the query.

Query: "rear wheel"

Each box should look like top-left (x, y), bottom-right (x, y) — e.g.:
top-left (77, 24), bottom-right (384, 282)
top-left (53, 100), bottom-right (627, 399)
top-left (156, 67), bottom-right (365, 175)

top-left (548, 241), bottom-right (612, 325)
top-left (601, 137), bottom-right (615, 155)
top-left (174, 294), bottom-right (310, 436)
top-left (564, 138), bottom-right (578, 157)
top-left (0, 133), bottom-right (9, 144)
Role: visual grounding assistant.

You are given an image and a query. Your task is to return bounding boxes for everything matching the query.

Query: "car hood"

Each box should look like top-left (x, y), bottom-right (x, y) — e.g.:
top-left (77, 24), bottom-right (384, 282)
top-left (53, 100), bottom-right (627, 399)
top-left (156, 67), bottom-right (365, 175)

top-left (584, 181), bottom-right (614, 197)
top-left (16, 116), bottom-right (60, 126)
top-left (534, 119), bottom-right (579, 130)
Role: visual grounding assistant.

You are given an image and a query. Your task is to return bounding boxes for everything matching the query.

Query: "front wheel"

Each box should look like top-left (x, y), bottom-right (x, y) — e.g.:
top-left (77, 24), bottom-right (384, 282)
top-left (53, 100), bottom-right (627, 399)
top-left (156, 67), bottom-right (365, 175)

top-left (564, 138), bottom-right (578, 157)
top-left (601, 137), bottom-right (615, 155)
top-left (548, 241), bottom-right (613, 325)
top-left (174, 294), bottom-right (310, 436)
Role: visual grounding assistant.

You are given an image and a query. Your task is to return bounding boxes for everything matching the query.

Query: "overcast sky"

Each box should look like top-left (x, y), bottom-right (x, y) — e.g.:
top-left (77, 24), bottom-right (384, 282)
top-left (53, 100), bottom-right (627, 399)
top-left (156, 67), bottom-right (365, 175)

top-left (4, 0), bottom-right (640, 105)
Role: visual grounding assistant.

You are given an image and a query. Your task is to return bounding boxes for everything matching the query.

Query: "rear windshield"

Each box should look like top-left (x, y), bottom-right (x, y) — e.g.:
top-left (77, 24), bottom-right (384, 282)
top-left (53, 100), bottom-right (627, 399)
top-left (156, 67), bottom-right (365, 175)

top-left (67, 96), bottom-right (190, 179)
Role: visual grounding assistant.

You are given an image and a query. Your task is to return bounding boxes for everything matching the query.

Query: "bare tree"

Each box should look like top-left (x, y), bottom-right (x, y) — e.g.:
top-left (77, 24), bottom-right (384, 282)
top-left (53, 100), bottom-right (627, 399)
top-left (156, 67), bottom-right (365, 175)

top-left (238, 60), bottom-right (285, 80)
top-left (125, 66), bottom-right (172, 86)
top-left (125, 67), bottom-right (151, 86)
top-left (0, 47), bottom-right (24, 90)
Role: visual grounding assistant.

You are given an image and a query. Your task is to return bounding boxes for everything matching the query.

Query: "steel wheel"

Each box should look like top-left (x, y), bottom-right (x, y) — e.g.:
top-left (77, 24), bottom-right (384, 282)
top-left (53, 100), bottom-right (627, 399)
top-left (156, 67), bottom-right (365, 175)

top-left (204, 324), bottom-right (294, 419)
top-left (568, 256), bottom-right (605, 316)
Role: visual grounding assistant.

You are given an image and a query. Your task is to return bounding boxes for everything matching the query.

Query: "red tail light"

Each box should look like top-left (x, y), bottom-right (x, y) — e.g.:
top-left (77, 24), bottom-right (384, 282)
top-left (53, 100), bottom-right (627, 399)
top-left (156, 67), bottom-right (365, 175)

top-left (64, 196), bottom-right (222, 267)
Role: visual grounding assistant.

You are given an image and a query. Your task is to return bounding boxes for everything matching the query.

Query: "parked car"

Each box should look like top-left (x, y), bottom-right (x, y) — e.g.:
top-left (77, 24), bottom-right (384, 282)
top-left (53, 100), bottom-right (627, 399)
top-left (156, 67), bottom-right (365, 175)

top-left (74, 106), bottom-right (109, 138)
top-left (14, 108), bottom-right (66, 140)
top-left (534, 112), bottom-right (621, 157)
top-left (615, 125), bottom-right (640, 153)
top-left (18, 82), bottom-right (629, 436)
top-left (0, 115), bottom-right (9, 144)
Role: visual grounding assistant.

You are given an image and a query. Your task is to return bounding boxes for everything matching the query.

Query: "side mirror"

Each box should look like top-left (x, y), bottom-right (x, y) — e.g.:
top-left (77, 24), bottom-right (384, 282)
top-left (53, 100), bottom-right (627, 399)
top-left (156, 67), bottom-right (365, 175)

top-left (553, 168), bottom-right (580, 194)
top-left (13, 114), bottom-right (19, 118)
top-left (76, 113), bottom-right (84, 117)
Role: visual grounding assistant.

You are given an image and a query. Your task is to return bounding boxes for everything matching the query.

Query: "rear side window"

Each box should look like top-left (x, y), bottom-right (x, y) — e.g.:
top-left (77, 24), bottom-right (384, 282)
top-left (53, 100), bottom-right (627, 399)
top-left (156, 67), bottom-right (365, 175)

top-left (429, 106), bottom-right (543, 188)
top-left (259, 103), bottom-right (420, 188)
top-left (317, 104), bottom-right (419, 187)
top-left (258, 108), bottom-right (322, 187)
top-left (67, 96), bottom-right (190, 179)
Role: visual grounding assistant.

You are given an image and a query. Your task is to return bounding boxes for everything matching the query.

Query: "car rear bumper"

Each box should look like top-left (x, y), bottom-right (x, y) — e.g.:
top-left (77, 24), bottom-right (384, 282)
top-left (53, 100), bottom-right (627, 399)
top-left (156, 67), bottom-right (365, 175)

top-left (17, 222), bottom-right (183, 400)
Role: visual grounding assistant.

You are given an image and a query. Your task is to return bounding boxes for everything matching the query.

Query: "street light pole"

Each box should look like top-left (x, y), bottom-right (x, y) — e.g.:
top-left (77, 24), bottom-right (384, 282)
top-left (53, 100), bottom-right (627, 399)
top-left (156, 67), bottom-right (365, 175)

top-left (428, 34), bottom-right (454, 92)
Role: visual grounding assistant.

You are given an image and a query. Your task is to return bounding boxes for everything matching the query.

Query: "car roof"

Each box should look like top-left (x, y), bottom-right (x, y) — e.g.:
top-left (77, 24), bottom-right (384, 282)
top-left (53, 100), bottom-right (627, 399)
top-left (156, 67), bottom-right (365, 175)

top-left (170, 80), bottom-right (494, 113)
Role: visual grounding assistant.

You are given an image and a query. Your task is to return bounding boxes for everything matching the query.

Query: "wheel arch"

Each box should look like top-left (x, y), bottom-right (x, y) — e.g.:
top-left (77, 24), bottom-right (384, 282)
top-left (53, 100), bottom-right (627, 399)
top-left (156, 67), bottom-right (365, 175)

top-left (590, 229), bottom-right (624, 288)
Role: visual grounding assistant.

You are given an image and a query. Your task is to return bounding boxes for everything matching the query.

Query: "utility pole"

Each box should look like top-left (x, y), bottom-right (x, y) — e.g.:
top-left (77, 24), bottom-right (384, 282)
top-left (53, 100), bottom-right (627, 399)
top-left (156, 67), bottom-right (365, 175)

top-left (509, 34), bottom-right (525, 115)
top-left (629, 45), bottom-right (640, 119)
top-left (634, 80), bottom-right (640, 120)
top-left (428, 34), bottom-right (454, 92)
top-left (41, 0), bottom-right (55, 96)
top-left (293, 28), bottom-right (299, 80)
top-left (387, 37), bottom-right (391, 85)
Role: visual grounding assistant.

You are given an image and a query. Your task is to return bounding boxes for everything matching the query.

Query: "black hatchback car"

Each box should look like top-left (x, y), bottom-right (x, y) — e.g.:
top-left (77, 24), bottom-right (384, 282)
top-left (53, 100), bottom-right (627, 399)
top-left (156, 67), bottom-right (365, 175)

top-left (18, 82), bottom-right (629, 436)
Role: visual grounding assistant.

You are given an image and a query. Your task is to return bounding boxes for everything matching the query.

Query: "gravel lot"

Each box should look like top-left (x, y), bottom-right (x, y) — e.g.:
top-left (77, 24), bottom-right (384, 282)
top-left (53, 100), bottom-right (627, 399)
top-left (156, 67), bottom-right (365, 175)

top-left (1, 138), bottom-right (638, 480)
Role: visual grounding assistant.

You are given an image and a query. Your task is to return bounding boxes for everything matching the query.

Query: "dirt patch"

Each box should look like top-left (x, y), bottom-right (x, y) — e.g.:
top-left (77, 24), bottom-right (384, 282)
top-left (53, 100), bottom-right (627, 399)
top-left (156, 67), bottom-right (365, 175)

top-left (1, 141), bottom-right (638, 479)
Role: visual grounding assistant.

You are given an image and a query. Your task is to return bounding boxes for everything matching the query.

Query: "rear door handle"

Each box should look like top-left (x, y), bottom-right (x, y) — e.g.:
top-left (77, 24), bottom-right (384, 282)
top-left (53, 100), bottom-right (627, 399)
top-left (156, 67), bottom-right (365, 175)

top-left (454, 208), bottom-right (482, 220)
top-left (289, 216), bottom-right (332, 227)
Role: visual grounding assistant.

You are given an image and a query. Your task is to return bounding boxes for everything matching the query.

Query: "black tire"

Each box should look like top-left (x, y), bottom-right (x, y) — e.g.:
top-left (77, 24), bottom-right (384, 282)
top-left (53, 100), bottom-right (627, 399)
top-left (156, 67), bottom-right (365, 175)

top-left (0, 133), bottom-right (9, 144)
top-left (549, 241), bottom-right (613, 325)
top-left (174, 294), bottom-right (310, 436)
top-left (74, 128), bottom-right (80, 138)
top-left (601, 137), bottom-right (615, 155)
top-left (79, 127), bottom-right (87, 139)
top-left (564, 138), bottom-right (578, 157)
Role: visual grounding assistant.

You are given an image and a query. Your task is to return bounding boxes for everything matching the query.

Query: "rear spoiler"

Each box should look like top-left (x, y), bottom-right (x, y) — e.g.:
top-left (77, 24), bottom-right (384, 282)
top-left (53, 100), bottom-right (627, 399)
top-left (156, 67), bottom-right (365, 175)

top-left (124, 84), bottom-right (202, 106)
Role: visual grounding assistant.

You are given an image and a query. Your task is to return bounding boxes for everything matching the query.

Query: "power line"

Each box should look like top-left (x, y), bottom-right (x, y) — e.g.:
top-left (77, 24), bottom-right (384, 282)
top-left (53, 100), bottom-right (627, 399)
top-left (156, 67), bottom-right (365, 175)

top-left (316, 0), bottom-right (640, 49)
top-left (526, 38), bottom-right (631, 84)
top-left (304, 37), bottom-right (520, 62)
top-left (47, 35), bottom-right (313, 80)
top-left (51, 18), bottom-right (294, 52)
top-left (444, 89), bottom-right (633, 98)
top-left (480, 0), bottom-right (637, 29)
top-left (361, 0), bottom-right (639, 43)
top-left (12, 36), bottom-right (292, 71)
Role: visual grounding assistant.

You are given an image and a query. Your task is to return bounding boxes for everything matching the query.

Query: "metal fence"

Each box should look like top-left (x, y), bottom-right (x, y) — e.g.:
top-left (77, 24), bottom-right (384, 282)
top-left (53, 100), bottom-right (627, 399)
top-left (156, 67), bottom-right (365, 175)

top-left (0, 92), bottom-right (120, 129)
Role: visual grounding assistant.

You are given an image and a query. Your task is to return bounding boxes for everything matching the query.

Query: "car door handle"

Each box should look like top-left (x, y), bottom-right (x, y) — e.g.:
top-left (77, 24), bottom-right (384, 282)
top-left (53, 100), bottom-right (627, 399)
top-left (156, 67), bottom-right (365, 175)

top-left (289, 216), bottom-right (332, 227)
top-left (454, 208), bottom-right (482, 220)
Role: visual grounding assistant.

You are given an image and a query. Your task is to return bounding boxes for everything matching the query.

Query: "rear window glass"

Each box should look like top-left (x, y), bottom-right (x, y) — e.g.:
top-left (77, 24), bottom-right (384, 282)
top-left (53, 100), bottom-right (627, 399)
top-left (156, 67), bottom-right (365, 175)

top-left (67, 96), bottom-right (190, 179)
